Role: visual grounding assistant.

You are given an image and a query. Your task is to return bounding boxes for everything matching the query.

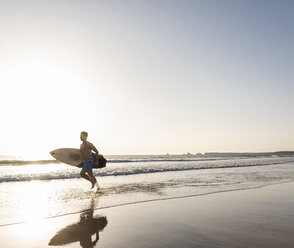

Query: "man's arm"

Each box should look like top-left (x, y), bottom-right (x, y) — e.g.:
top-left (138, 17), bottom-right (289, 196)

top-left (89, 142), bottom-right (99, 165)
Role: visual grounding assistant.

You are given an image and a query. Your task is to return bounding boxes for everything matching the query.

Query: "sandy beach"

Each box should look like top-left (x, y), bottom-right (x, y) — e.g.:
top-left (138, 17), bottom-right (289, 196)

top-left (0, 181), bottom-right (293, 248)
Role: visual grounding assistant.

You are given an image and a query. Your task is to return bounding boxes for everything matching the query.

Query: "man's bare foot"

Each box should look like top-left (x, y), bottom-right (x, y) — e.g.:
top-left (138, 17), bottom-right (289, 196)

top-left (91, 181), bottom-right (96, 189)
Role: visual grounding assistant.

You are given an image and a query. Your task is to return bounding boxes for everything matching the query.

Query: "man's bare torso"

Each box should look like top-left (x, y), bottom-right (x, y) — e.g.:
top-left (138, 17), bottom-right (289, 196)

top-left (80, 141), bottom-right (93, 159)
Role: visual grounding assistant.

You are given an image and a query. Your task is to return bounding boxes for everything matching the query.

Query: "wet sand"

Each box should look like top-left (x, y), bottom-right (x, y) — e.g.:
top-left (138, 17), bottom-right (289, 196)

top-left (0, 182), bottom-right (294, 248)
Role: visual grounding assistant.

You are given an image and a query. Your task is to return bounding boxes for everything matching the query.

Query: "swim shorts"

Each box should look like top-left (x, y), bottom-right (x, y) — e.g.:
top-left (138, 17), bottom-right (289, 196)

top-left (83, 156), bottom-right (94, 172)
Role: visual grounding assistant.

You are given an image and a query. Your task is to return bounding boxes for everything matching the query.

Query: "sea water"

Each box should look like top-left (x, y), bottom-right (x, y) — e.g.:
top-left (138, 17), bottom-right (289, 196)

top-left (1, 155), bottom-right (294, 226)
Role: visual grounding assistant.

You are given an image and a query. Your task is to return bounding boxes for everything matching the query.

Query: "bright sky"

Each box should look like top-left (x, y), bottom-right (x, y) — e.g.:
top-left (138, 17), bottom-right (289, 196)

top-left (0, 0), bottom-right (293, 158)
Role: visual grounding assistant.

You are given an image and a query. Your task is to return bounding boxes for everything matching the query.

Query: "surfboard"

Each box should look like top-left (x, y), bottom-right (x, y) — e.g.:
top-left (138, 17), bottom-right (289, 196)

top-left (50, 148), bottom-right (107, 168)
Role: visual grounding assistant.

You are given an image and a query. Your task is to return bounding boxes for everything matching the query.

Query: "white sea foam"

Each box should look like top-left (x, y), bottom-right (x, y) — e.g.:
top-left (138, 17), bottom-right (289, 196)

top-left (0, 156), bottom-right (293, 183)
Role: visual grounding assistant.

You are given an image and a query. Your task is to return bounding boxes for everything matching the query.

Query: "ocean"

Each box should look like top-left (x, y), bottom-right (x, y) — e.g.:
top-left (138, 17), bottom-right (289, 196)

top-left (1, 154), bottom-right (294, 226)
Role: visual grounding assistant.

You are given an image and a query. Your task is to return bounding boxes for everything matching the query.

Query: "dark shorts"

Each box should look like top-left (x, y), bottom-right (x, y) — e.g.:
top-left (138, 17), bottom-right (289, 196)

top-left (83, 157), bottom-right (94, 172)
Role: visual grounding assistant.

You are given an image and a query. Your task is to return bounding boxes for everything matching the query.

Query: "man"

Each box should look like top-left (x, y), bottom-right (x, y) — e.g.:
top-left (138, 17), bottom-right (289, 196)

top-left (80, 131), bottom-right (99, 189)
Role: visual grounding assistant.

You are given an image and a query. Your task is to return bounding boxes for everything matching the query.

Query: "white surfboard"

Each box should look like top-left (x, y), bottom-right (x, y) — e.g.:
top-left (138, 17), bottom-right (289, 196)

top-left (50, 148), bottom-right (84, 166)
top-left (50, 148), bottom-right (107, 168)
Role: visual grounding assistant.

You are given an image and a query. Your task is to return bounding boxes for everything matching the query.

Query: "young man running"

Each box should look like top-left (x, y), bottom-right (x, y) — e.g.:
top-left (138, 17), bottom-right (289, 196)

top-left (80, 131), bottom-right (99, 189)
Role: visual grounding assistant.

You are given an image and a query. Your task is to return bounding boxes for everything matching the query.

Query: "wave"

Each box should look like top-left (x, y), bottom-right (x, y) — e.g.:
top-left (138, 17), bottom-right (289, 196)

top-left (2, 151), bottom-right (294, 166)
top-left (1, 159), bottom-right (293, 183)
top-left (106, 158), bottom-right (221, 163)
top-left (0, 158), bottom-right (222, 166)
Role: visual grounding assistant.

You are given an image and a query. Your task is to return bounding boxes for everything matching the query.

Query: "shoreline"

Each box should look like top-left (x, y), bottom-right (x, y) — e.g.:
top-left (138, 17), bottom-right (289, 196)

top-left (1, 181), bottom-right (294, 247)
top-left (1, 179), bottom-right (293, 228)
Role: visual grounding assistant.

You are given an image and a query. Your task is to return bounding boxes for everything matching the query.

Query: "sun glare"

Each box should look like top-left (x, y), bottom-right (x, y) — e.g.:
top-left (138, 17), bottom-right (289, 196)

top-left (18, 181), bottom-right (51, 222)
top-left (0, 50), bottom-right (98, 157)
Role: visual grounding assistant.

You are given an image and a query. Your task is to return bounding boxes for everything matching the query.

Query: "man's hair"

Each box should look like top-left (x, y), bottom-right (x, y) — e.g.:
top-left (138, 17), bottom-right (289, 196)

top-left (81, 131), bottom-right (88, 138)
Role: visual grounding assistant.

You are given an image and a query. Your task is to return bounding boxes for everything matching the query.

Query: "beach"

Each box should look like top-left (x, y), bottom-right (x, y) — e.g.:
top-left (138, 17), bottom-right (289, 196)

top-left (1, 155), bottom-right (294, 247)
top-left (0, 181), bottom-right (293, 248)
top-left (2, 0), bottom-right (294, 247)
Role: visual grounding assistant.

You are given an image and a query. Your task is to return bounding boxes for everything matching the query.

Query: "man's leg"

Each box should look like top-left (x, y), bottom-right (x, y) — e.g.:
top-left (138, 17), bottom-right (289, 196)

top-left (80, 169), bottom-right (93, 183)
top-left (87, 170), bottom-right (97, 189)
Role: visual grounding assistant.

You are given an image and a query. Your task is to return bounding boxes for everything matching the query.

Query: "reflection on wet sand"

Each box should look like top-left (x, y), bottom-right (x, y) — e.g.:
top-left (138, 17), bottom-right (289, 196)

top-left (48, 195), bottom-right (108, 248)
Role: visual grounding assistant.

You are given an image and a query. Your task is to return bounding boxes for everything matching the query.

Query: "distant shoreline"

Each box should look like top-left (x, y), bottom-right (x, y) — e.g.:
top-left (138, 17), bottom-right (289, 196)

top-left (0, 160), bottom-right (60, 166)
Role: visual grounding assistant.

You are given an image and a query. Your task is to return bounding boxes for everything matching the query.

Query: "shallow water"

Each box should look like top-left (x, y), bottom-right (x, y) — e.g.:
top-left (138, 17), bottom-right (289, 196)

top-left (1, 156), bottom-right (294, 226)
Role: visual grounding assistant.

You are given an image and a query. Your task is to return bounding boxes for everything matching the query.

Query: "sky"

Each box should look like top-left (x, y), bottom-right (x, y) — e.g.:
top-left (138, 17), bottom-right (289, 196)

top-left (0, 0), bottom-right (293, 158)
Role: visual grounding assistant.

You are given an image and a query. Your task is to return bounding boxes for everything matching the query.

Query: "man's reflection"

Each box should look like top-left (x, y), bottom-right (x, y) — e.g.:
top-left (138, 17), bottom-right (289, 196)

top-left (49, 197), bottom-right (108, 248)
